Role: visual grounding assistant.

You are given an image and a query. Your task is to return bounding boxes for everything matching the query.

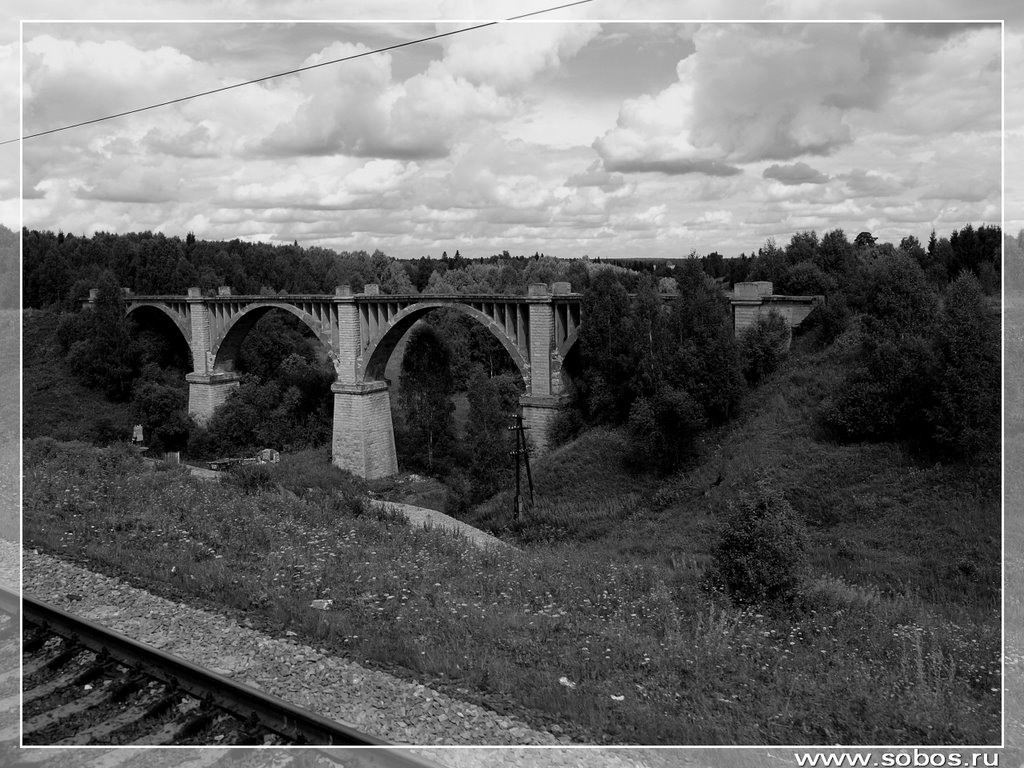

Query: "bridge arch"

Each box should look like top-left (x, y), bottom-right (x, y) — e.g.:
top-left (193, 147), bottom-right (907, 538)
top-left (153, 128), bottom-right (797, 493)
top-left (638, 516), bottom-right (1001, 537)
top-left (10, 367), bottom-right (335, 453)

top-left (211, 302), bottom-right (334, 374)
top-left (361, 301), bottom-right (529, 389)
top-left (124, 302), bottom-right (191, 351)
top-left (110, 286), bottom-right (581, 479)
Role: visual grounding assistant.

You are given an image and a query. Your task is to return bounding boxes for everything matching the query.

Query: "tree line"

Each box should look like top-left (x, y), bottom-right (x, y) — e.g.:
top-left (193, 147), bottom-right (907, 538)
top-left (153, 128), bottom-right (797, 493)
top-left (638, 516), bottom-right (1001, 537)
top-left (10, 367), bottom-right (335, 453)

top-left (0, 225), bottom-right (18, 308)
top-left (34, 221), bottom-right (1003, 496)
top-left (20, 223), bottom-right (1002, 312)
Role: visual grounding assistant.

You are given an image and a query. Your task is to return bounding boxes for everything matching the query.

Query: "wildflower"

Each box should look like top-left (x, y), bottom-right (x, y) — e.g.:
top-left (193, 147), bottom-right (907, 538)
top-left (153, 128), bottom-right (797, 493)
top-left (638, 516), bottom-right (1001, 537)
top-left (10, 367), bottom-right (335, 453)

top-left (558, 676), bottom-right (576, 690)
top-left (610, 694), bottom-right (624, 701)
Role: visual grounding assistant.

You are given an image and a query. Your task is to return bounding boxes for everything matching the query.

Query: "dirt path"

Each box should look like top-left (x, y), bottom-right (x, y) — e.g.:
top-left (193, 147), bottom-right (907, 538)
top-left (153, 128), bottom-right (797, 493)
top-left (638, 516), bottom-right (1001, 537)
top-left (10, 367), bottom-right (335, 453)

top-left (366, 499), bottom-right (515, 550)
top-left (183, 463), bottom-right (511, 550)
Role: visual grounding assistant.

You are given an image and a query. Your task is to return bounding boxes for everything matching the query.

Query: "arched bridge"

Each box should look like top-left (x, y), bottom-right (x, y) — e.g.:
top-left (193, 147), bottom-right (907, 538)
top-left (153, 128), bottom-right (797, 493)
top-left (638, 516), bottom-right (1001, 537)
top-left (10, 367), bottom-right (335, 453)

top-left (115, 282), bottom-right (582, 479)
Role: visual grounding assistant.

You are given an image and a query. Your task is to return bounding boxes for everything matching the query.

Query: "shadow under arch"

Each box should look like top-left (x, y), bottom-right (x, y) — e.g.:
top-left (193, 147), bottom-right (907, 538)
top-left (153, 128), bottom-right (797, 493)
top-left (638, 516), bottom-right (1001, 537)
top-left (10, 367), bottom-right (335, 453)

top-left (125, 302), bottom-right (193, 372)
top-left (361, 301), bottom-right (530, 389)
top-left (211, 302), bottom-right (333, 373)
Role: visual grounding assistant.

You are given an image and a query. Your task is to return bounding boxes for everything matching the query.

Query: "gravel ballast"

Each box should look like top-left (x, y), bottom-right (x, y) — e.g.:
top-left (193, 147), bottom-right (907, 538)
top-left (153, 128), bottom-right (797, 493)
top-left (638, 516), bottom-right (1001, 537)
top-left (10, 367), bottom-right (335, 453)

top-left (7, 546), bottom-right (710, 767)
top-left (21, 548), bottom-right (561, 747)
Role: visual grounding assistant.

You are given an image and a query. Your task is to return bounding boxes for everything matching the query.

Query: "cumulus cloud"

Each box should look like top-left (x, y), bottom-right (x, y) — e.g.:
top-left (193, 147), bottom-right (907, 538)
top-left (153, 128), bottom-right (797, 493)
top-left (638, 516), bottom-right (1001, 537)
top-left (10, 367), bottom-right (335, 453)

top-left (260, 44), bottom-right (509, 160)
top-left (142, 124), bottom-right (220, 158)
top-left (439, 22), bottom-right (599, 91)
top-left (872, 25), bottom-right (1000, 138)
top-left (566, 160), bottom-right (626, 189)
top-left (13, 19), bottom-right (1005, 261)
top-left (594, 23), bottom-right (945, 177)
top-left (763, 161), bottom-right (829, 185)
top-left (838, 168), bottom-right (909, 198)
top-left (79, 164), bottom-right (182, 203)
top-left (23, 35), bottom-right (203, 133)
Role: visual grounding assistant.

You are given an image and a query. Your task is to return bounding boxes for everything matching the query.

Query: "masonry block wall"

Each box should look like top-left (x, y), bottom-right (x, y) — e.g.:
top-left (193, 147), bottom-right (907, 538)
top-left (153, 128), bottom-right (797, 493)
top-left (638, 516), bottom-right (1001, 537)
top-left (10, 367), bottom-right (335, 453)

top-left (520, 395), bottom-right (565, 454)
top-left (731, 282), bottom-right (822, 337)
top-left (186, 373), bottom-right (241, 424)
top-left (332, 382), bottom-right (398, 479)
top-left (187, 291), bottom-right (212, 374)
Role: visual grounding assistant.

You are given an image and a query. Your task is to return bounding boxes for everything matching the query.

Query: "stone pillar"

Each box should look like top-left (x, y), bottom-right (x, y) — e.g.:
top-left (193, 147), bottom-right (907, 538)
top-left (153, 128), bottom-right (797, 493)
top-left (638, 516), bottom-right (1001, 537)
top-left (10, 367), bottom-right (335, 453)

top-left (522, 284), bottom-right (567, 454)
top-left (186, 371), bottom-right (242, 424)
top-left (184, 287), bottom-right (240, 423)
top-left (331, 381), bottom-right (398, 479)
top-left (527, 284), bottom-right (553, 397)
top-left (186, 287), bottom-right (213, 374)
top-left (333, 286), bottom-right (360, 385)
top-left (520, 393), bottom-right (568, 455)
top-left (330, 286), bottom-right (398, 478)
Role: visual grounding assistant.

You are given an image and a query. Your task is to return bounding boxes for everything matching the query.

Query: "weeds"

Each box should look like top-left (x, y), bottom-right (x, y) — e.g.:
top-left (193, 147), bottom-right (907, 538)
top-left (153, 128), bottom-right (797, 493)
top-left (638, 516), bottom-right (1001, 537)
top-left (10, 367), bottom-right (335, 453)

top-left (22, 437), bottom-right (999, 745)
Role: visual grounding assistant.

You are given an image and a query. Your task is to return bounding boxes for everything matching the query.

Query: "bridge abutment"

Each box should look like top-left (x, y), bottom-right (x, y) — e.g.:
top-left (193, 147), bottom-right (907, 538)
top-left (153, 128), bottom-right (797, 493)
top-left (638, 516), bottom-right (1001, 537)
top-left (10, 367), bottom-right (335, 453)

top-left (331, 381), bottom-right (398, 479)
top-left (186, 372), bottom-right (241, 424)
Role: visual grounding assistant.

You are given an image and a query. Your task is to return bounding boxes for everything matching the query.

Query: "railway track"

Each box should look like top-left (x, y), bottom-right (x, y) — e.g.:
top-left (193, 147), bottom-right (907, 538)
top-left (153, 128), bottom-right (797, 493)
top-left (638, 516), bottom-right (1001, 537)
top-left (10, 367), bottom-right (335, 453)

top-left (4, 586), bottom-right (447, 766)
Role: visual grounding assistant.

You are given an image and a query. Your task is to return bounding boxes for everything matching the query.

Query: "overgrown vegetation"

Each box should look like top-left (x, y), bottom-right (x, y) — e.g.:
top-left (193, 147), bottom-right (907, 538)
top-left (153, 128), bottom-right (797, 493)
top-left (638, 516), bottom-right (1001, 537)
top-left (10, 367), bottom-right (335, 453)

top-left (707, 481), bottom-right (809, 607)
top-left (20, 223), bottom-right (1005, 745)
top-left (23, 435), bottom-right (999, 745)
top-left (738, 311), bottom-right (791, 385)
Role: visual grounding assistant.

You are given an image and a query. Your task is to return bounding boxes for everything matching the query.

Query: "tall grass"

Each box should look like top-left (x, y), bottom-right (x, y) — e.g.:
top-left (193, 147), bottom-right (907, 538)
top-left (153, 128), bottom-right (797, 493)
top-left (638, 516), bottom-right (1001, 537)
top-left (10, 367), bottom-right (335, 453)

top-left (23, 436), bottom-right (1000, 745)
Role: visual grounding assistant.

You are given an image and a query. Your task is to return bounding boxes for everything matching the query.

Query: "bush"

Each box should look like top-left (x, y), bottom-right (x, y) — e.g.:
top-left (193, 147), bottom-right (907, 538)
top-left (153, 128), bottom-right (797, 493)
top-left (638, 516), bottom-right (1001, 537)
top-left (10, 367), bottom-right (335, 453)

top-left (925, 273), bottom-right (1000, 459)
top-left (443, 468), bottom-right (475, 517)
top-left (817, 334), bottom-right (938, 444)
top-left (88, 416), bottom-right (129, 446)
top-left (548, 406), bottom-right (585, 448)
top-left (804, 293), bottom-right (850, 346)
top-left (627, 386), bottom-right (706, 475)
top-left (709, 481), bottom-right (809, 607)
top-left (847, 252), bottom-right (938, 341)
top-left (224, 463), bottom-right (276, 494)
top-left (738, 311), bottom-right (791, 385)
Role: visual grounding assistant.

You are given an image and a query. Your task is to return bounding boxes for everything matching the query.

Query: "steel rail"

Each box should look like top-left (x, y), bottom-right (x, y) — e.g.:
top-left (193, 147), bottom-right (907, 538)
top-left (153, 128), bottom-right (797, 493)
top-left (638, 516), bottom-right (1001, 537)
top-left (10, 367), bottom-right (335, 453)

top-left (6, 586), bottom-right (449, 764)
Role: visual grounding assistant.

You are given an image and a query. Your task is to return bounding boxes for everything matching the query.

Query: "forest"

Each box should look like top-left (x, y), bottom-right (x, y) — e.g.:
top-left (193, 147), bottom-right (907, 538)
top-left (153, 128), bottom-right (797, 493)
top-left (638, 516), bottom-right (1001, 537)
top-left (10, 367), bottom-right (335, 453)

top-left (19, 222), bottom-right (1003, 512)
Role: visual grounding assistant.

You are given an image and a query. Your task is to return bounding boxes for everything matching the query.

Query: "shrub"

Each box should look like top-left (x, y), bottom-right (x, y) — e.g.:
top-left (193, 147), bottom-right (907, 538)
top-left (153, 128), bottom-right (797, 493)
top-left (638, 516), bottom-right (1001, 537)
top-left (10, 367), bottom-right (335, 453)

top-left (627, 386), bottom-right (706, 475)
top-left (266, 448), bottom-right (367, 498)
top-left (925, 273), bottom-right (1000, 459)
top-left (738, 311), bottom-right (791, 385)
top-left (804, 293), bottom-right (851, 346)
top-left (847, 252), bottom-right (938, 341)
top-left (709, 481), bottom-right (809, 607)
top-left (818, 334), bottom-right (938, 444)
top-left (224, 463), bottom-right (276, 495)
top-left (89, 416), bottom-right (128, 446)
top-left (548, 406), bottom-right (585, 448)
top-left (443, 468), bottom-right (475, 517)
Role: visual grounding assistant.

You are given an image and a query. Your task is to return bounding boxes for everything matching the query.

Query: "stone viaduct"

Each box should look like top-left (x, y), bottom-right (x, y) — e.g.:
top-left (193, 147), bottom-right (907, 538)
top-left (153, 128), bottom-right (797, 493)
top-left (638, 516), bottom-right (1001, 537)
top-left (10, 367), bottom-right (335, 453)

top-left (92, 280), bottom-right (818, 479)
top-left (115, 282), bottom-right (580, 479)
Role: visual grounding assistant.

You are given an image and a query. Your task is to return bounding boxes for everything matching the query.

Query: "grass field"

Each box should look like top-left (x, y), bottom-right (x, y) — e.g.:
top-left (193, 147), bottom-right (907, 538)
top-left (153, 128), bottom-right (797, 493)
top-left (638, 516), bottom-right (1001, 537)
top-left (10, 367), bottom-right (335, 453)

top-left (21, 315), bottom-right (1001, 745)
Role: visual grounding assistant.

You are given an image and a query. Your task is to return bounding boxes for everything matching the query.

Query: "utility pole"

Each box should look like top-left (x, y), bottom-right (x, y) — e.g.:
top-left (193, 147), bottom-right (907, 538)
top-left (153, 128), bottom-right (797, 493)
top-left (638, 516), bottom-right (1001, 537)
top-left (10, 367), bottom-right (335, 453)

top-left (507, 412), bottom-right (534, 520)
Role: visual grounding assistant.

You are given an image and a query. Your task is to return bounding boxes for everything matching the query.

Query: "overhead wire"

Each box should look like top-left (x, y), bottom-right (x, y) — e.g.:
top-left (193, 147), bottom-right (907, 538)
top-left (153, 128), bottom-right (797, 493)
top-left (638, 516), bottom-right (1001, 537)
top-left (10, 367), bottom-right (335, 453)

top-left (3, 0), bottom-right (593, 147)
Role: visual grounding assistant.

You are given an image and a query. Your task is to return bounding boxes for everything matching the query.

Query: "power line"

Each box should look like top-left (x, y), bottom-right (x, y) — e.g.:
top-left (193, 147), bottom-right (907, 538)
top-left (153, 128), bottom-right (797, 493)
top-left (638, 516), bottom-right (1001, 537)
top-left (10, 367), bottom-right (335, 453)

top-left (4, 0), bottom-right (593, 147)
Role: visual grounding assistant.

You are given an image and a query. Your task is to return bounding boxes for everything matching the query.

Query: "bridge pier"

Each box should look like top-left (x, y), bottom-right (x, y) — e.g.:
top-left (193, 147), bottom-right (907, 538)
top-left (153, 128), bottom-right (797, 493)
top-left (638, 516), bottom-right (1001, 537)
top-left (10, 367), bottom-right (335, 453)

top-left (186, 372), bottom-right (241, 425)
top-left (122, 285), bottom-right (584, 478)
top-left (331, 381), bottom-right (398, 479)
top-left (520, 394), bottom-right (568, 454)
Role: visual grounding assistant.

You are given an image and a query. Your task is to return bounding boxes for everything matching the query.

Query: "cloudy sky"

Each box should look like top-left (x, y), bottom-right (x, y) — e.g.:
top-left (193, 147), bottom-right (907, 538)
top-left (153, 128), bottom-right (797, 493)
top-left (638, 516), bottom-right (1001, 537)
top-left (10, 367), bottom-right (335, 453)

top-left (2, 2), bottom-right (1021, 261)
